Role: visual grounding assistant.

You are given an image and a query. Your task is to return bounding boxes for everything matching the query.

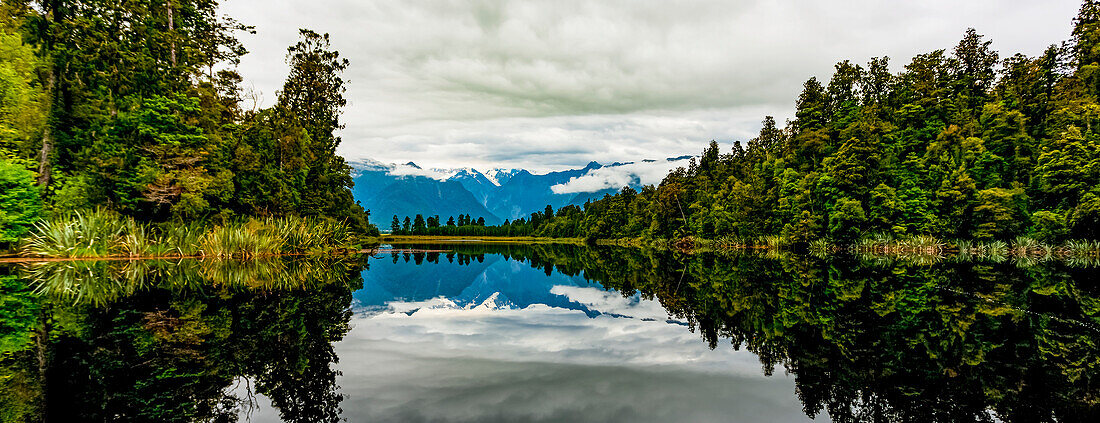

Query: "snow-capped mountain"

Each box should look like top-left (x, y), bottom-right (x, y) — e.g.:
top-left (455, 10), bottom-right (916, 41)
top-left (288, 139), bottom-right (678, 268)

top-left (483, 168), bottom-right (525, 186)
top-left (350, 156), bottom-right (695, 227)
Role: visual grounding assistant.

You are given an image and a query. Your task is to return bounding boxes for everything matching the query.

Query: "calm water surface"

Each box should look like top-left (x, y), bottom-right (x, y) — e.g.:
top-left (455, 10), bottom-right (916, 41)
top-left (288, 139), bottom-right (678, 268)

top-left (1, 244), bottom-right (1097, 422)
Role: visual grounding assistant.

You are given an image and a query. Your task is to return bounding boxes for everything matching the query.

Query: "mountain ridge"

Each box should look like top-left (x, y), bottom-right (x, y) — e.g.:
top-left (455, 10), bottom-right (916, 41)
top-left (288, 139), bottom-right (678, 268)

top-left (349, 156), bottom-right (694, 227)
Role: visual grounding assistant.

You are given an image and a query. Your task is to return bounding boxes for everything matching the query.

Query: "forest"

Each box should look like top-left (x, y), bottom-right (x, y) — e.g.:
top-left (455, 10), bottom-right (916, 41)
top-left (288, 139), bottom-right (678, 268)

top-left (6, 1), bottom-right (1100, 251)
top-left (408, 2), bottom-right (1100, 247)
top-left (0, 1), bottom-right (376, 253)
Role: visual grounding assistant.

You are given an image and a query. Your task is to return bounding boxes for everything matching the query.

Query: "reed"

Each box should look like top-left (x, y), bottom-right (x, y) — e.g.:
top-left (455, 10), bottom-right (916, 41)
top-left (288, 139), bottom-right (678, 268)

top-left (808, 239), bottom-right (832, 258)
top-left (22, 209), bottom-right (127, 257)
top-left (1064, 239), bottom-right (1100, 257)
top-left (1010, 236), bottom-right (1050, 256)
top-left (762, 235), bottom-right (784, 249)
top-left (715, 235), bottom-right (747, 248)
top-left (852, 233), bottom-right (944, 256)
top-left (21, 212), bottom-right (356, 259)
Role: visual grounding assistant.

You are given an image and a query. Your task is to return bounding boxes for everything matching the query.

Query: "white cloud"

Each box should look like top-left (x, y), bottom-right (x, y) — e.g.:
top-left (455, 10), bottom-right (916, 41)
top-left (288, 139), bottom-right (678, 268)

top-left (221, 0), bottom-right (1081, 170)
top-left (551, 157), bottom-right (694, 194)
top-left (385, 162), bottom-right (457, 181)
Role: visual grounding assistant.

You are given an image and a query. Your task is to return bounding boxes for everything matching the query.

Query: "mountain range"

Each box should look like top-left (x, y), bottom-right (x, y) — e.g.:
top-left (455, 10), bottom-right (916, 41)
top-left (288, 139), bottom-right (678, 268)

top-left (349, 156), bottom-right (693, 227)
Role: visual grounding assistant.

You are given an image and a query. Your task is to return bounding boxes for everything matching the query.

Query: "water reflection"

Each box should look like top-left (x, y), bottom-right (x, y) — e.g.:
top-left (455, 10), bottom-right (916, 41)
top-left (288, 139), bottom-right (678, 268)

top-left (1, 245), bottom-right (1097, 422)
top-left (1, 256), bottom-right (367, 422)
top-left (347, 245), bottom-right (1100, 422)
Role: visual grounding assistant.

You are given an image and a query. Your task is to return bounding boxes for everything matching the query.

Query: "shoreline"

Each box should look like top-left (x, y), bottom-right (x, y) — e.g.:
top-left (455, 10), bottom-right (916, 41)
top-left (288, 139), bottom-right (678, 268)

top-left (4, 235), bottom-right (1099, 264)
top-left (0, 248), bottom-right (457, 265)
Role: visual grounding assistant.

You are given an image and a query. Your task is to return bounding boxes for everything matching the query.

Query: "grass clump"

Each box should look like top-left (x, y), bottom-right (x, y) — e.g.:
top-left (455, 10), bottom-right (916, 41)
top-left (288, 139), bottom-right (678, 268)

top-left (21, 210), bottom-right (357, 259)
top-left (22, 209), bottom-right (128, 257)
top-left (761, 235), bottom-right (784, 249)
top-left (808, 239), bottom-right (833, 258)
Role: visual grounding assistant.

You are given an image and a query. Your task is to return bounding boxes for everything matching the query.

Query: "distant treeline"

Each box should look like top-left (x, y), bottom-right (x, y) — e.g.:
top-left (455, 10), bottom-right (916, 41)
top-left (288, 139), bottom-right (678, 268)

top-left (388, 206), bottom-right (577, 237)
top-left (0, 1), bottom-right (376, 251)
top-left (410, 2), bottom-right (1100, 244)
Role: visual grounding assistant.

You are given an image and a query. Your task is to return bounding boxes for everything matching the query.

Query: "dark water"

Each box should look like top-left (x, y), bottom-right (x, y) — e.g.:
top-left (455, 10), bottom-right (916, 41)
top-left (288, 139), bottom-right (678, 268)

top-left (1, 244), bottom-right (1098, 422)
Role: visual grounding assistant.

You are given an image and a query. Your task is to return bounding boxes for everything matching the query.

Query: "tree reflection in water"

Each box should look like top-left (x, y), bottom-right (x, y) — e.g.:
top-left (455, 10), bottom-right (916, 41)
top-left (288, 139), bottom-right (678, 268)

top-left (1, 245), bottom-right (1097, 422)
top-left (407, 243), bottom-right (1100, 422)
top-left (1, 256), bottom-right (367, 422)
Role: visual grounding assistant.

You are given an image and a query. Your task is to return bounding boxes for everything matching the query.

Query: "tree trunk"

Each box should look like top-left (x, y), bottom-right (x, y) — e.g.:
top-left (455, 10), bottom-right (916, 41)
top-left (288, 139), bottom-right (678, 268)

top-left (37, 69), bottom-right (55, 187)
top-left (168, 0), bottom-right (177, 66)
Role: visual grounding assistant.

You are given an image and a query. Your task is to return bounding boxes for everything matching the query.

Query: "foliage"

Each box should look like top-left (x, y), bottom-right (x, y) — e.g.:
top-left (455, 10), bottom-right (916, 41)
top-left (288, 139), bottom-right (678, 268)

top-left (0, 1), bottom-right (375, 240)
top-left (0, 18), bottom-right (46, 160)
top-left (21, 209), bottom-right (356, 258)
top-left (0, 158), bottom-right (40, 249)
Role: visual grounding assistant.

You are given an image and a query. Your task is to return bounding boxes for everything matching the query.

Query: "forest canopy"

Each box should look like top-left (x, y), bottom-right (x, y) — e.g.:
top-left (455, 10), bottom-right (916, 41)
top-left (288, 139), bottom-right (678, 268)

top-left (0, 0), bottom-right (375, 249)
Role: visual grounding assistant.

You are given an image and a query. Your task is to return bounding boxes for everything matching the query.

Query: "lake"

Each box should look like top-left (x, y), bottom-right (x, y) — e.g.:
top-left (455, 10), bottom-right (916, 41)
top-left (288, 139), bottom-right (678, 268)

top-left (1, 244), bottom-right (1097, 422)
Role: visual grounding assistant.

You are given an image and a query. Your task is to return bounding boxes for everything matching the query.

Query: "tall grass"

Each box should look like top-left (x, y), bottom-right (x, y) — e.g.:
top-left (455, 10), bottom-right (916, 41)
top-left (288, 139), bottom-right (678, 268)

top-left (761, 235), bottom-right (784, 249)
top-left (853, 233), bottom-right (944, 255)
top-left (808, 239), bottom-right (832, 257)
top-left (22, 209), bottom-right (128, 257)
top-left (21, 210), bottom-right (356, 259)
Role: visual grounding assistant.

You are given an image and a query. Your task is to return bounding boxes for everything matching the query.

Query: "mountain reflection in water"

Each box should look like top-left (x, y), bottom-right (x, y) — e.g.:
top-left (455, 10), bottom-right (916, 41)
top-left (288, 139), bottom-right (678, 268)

top-left (1, 244), bottom-right (1097, 422)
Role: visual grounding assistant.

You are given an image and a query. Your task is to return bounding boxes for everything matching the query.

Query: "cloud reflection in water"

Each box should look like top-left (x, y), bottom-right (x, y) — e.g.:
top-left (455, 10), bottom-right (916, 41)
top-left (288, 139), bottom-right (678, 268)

top-left (244, 254), bottom-right (816, 422)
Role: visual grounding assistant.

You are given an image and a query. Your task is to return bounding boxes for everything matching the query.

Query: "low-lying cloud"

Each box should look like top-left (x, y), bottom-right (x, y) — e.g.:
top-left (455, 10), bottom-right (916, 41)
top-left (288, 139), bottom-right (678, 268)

top-left (551, 157), bottom-right (694, 194)
top-left (385, 162), bottom-right (456, 181)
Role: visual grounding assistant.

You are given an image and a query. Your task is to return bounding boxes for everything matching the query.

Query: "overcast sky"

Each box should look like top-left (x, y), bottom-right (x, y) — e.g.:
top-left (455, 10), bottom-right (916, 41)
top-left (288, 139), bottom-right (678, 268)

top-left (220, 0), bottom-right (1081, 172)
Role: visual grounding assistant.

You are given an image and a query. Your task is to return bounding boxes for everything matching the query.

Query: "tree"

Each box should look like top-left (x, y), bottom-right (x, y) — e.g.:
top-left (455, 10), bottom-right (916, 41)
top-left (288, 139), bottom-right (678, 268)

top-left (1074, 0), bottom-right (1100, 96)
top-left (826, 60), bottom-right (865, 127)
top-left (1036, 126), bottom-right (1098, 205)
top-left (0, 159), bottom-right (40, 248)
top-left (114, 94), bottom-right (219, 218)
top-left (823, 136), bottom-right (881, 200)
top-left (1029, 210), bottom-right (1069, 242)
top-left (829, 197), bottom-right (867, 243)
top-left (402, 216), bottom-right (411, 233)
top-left (0, 20), bottom-right (46, 161)
top-left (953, 29), bottom-right (999, 103)
top-left (278, 29), bottom-right (366, 227)
top-left (971, 188), bottom-right (1028, 239)
top-left (795, 77), bottom-right (828, 131)
top-left (413, 214), bottom-right (426, 234)
top-left (390, 215), bottom-right (401, 234)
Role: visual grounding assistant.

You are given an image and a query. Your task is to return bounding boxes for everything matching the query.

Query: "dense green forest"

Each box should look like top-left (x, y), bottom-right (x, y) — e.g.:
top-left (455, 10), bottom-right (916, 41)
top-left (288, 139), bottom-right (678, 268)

top-left (422, 2), bottom-right (1100, 245)
top-left (0, 1), bottom-right (375, 251)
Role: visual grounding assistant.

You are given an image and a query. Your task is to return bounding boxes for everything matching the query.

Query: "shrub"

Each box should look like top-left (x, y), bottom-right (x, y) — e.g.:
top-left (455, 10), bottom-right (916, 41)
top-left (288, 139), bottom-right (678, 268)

top-left (0, 159), bottom-right (41, 250)
top-left (1028, 210), bottom-right (1068, 243)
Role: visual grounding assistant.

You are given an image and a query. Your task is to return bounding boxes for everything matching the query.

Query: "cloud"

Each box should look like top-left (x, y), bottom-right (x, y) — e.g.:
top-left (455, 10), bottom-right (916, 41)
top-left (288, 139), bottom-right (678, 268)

top-left (385, 162), bottom-right (456, 181)
top-left (221, 0), bottom-right (1081, 170)
top-left (551, 157), bottom-right (694, 194)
